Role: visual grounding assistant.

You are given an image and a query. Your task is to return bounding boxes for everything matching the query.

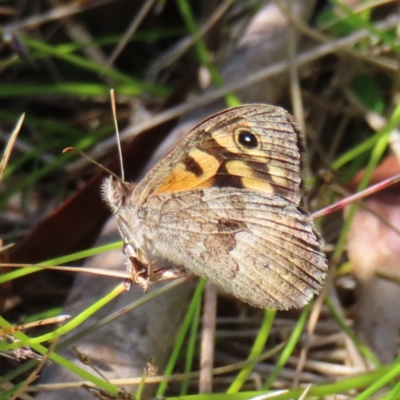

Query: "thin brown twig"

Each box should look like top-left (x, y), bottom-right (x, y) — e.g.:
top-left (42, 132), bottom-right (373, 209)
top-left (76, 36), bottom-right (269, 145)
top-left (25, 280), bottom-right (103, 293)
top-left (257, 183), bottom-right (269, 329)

top-left (3, 0), bottom-right (117, 32)
top-left (26, 344), bottom-right (285, 392)
top-left (147, 0), bottom-right (234, 79)
top-left (9, 338), bottom-right (59, 400)
top-left (199, 282), bottom-right (217, 393)
top-left (329, 182), bottom-right (400, 237)
top-left (293, 297), bottom-right (324, 388)
top-left (104, 0), bottom-right (156, 71)
top-left (0, 114), bottom-right (25, 182)
top-left (0, 263), bottom-right (132, 280)
top-left (312, 172), bottom-right (400, 219)
top-left (273, 0), bottom-right (398, 71)
top-left (0, 315), bottom-right (70, 336)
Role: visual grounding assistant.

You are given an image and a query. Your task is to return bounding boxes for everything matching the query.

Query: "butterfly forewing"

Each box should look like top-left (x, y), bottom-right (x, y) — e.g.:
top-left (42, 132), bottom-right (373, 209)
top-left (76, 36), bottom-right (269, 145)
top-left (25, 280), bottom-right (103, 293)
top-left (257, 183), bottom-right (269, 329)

top-left (136, 105), bottom-right (303, 206)
top-left (202, 106), bottom-right (303, 204)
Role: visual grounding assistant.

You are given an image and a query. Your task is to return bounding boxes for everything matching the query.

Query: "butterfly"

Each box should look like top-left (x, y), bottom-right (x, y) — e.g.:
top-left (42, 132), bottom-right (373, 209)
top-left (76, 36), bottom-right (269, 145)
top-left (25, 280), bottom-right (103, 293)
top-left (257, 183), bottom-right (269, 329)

top-left (101, 104), bottom-right (327, 310)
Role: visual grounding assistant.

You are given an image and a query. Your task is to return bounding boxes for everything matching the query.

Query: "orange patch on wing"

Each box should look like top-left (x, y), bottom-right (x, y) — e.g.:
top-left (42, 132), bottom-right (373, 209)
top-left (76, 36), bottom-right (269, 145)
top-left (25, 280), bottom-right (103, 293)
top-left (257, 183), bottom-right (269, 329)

top-left (225, 160), bottom-right (275, 193)
top-left (154, 148), bottom-right (221, 194)
top-left (241, 177), bottom-right (275, 193)
top-left (225, 160), bottom-right (296, 191)
top-left (225, 160), bottom-right (254, 178)
top-left (211, 133), bottom-right (239, 154)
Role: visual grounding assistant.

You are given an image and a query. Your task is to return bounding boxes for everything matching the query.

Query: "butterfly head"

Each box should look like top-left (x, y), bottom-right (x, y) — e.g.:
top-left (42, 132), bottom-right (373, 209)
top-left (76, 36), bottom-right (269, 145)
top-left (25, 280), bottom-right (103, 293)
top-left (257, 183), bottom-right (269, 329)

top-left (101, 176), bottom-right (128, 214)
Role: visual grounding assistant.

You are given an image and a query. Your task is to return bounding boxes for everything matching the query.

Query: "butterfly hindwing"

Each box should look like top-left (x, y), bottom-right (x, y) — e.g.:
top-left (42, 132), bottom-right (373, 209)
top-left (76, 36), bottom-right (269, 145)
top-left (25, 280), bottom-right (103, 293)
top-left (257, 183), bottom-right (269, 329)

top-left (143, 187), bottom-right (326, 310)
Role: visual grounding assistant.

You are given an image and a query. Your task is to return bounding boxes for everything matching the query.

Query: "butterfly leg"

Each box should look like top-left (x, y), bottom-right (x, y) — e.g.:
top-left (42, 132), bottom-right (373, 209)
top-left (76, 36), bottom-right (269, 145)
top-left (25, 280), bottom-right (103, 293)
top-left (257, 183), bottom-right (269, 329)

top-left (123, 243), bottom-right (151, 291)
top-left (123, 243), bottom-right (191, 289)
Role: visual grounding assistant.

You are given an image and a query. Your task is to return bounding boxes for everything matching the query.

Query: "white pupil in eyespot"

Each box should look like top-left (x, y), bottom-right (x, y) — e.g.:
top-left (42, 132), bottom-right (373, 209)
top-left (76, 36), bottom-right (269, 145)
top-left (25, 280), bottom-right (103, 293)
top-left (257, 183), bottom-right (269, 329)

top-left (238, 131), bottom-right (258, 148)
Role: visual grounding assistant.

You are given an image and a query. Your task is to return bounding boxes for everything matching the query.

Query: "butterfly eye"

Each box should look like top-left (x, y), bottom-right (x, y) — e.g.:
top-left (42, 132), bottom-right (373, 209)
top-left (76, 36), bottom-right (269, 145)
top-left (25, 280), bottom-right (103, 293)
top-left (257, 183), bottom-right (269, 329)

top-left (237, 130), bottom-right (258, 148)
top-left (113, 190), bottom-right (122, 205)
top-left (101, 177), bottom-right (125, 214)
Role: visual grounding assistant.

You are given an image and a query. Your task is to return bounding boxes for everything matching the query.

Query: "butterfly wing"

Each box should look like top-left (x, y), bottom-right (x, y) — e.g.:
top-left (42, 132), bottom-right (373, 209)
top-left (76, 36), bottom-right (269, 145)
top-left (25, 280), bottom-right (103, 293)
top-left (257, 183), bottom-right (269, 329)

top-left (143, 188), bottom-right (327, 310)
top-left (135, 104), bottom-right (303, 206)
top-left (119, 104), bottom-right (326, 308)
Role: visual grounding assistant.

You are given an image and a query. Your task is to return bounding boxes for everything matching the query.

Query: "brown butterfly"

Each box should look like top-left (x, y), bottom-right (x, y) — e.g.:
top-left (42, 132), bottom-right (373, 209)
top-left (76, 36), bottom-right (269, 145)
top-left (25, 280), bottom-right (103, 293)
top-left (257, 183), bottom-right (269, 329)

top-left (102, 104), bottom-right (327, 310)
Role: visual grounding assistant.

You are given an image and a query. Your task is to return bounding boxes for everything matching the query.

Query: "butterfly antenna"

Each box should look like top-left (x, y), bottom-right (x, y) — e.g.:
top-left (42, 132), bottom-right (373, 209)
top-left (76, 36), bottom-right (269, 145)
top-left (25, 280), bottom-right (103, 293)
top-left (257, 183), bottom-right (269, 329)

top-left (110, 89), bottom-right (125, 182)
top-left (63, 147), bottom-right (121, 181)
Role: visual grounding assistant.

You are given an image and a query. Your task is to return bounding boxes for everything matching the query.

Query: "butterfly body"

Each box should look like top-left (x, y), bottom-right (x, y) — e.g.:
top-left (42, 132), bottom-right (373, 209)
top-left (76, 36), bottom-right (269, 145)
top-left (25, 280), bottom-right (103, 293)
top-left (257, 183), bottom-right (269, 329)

top-left (102, 104), bottom-right (327, 309)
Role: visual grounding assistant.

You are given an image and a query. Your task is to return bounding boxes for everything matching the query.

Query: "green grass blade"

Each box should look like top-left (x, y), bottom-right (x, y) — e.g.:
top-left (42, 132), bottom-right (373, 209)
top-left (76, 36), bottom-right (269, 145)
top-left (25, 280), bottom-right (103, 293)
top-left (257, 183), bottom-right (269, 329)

top-left (262, 305), bottom-right (310, 390)
top-left (157, 278), bottom-right (206, 396)
top-left (180, 294), bottom-right (202, 395)
top-left (0, 284), bottom-right (124, 350)
top-left (0, 315), bottom-right (118, 394)
top-left (227, 309), bottom-right (276, 393)
top-left (0, 241), bottom-right (122, 284)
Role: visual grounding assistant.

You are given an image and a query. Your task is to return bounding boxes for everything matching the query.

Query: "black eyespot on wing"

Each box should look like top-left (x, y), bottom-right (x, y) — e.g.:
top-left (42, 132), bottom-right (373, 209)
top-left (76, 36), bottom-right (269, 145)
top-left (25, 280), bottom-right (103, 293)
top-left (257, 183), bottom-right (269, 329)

top-left (238, 130), bottom-right (258, 148)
